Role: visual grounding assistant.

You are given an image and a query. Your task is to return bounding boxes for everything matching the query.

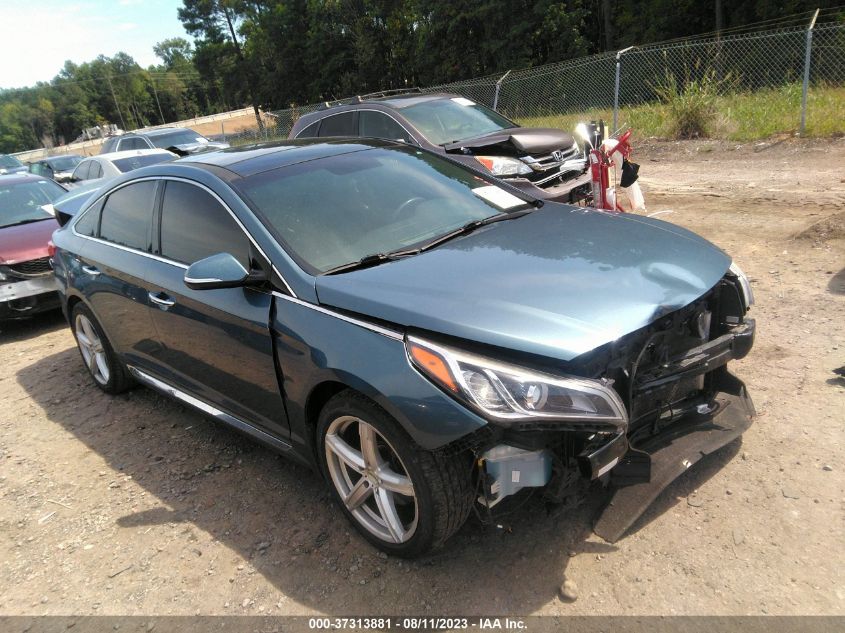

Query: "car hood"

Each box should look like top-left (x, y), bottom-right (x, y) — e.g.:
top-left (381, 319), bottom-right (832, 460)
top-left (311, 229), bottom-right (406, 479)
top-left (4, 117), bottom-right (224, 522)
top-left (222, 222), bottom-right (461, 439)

top-left (444, 127), bottom-right (575, 156)
top-left (315, 206), bottom-right (731, 362)
top-left (0, 219), bottom-right (57, 265)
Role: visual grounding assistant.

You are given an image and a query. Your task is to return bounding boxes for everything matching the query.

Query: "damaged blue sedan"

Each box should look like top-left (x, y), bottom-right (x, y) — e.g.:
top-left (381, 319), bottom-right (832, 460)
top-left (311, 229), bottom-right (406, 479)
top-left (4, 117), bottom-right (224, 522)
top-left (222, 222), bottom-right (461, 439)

top-left (50, 139), bottom-right (755, 557)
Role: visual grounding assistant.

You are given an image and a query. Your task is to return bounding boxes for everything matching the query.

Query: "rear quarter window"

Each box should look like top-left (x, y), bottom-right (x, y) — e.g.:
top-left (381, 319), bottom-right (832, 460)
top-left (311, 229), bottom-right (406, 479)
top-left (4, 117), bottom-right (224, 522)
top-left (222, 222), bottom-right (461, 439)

top-left (98, 181), bottom-right (157, 251)
top-left (296, 120), bottom-right (320, 138)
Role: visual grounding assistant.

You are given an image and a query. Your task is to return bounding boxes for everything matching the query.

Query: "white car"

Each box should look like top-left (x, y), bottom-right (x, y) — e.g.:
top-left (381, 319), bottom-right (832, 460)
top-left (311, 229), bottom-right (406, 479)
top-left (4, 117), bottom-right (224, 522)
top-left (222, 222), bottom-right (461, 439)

top-left (69, 149), bottom-right (177, 186)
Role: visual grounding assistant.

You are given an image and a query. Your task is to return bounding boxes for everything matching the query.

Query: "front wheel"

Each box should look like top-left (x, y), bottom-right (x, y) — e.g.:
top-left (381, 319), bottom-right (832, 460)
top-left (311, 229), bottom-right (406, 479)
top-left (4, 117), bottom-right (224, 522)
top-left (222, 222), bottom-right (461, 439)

top-left (318, 391), bottom-right (474, 557)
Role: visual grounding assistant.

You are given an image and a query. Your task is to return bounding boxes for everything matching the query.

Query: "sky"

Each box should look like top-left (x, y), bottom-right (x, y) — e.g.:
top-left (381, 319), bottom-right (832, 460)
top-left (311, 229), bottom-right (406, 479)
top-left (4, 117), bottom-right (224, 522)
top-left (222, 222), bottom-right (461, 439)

top-left (0, 0), bottom-right (188, 90)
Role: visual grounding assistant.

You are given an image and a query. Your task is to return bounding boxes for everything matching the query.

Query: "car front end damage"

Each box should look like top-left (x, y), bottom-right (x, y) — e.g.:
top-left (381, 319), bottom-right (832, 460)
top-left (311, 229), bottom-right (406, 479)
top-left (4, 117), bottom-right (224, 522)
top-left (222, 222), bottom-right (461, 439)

top-left (410, 267), bottom-right (755, 541)
top-left (444, 128), bottom-right (591, 204)
top-left (0, 256), bottom-right (60, 319)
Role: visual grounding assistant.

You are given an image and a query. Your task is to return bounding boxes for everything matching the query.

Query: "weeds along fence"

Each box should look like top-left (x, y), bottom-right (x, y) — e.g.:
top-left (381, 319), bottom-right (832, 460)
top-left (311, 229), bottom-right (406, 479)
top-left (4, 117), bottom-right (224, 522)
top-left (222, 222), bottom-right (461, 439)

top-left (244, 21), bottom-right (845, 143)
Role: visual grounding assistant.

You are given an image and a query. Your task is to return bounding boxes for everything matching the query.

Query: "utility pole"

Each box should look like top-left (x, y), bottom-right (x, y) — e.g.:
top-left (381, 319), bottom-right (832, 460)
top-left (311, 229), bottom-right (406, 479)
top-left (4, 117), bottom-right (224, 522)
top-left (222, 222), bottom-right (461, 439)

top-left (150, 75), bottom-right (166, 125)
top-left (106, 72), bottom-right (127, 130)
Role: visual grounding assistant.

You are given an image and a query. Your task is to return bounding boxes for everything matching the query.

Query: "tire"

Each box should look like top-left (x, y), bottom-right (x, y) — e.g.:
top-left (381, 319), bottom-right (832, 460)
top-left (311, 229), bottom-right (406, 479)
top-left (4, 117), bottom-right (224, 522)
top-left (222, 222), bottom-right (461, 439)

top-left (317, 390), bottom-right (474, 557)
top-left (70, 303), bottom-right (132, 394)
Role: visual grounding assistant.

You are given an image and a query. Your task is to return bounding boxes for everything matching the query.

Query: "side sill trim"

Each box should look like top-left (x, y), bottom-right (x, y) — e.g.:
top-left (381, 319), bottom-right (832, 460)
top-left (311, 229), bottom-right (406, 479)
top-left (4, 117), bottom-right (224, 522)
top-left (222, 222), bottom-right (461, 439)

top-left (126, 365), bottom-right (293, 453)
top-left (271, 291), bottom-right (404, 341)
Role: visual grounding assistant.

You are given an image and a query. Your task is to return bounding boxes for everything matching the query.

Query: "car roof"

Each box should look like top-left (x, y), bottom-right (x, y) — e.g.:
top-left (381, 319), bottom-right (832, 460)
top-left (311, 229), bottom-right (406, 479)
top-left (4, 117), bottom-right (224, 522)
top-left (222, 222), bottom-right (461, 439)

top-left (94, 149), bottom-right (176, 161)
top-left (0, 173), bottom-right (53, 186)
top-left (127, 127), bottom-right (195, 137)
top-left (176, 138), bottom-right (399, 178)
top-left (43, 154), bottom-right (83, 164)
top-left (362, 92), bottom-right (457, 109)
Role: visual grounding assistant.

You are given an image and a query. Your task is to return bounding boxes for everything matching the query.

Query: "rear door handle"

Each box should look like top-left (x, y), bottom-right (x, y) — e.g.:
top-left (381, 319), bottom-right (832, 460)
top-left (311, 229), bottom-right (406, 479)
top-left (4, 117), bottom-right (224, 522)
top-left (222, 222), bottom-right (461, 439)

top-left (81, 265), bottom-right (101, 276)
top-left (148, 292), bottom-right (175, 309)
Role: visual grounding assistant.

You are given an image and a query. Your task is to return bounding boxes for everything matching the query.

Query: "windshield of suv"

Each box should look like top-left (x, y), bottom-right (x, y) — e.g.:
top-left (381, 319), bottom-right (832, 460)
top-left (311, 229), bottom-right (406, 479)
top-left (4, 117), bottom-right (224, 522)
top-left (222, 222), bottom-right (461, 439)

top-left (400, 98), bottom-right (517, 145)
top-left (0, 155), bottom-right (24, 169)
top-left (112, 153), bottom-right (175, 172)
top-left (47, 156), bottom-right (82, 171)
top-left (149, 130), bottom-right (208, 148)
top-left (0, 179), bottom-right (65, 228)
top-left (237, 147), bottom-right (530, 273)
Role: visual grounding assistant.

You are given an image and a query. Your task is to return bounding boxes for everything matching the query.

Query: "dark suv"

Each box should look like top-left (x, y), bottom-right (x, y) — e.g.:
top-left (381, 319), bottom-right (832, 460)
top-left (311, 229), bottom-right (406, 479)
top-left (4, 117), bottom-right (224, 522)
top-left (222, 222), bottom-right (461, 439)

top-left (289, 92), bottom-right (590, 204)
top-left (100, 127), bottom-right (229, 156)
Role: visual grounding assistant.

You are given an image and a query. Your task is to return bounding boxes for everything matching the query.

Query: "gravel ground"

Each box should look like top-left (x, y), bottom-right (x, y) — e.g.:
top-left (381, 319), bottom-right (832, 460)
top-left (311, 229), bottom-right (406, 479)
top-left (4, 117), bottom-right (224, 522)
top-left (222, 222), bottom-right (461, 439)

top-left (0, 138), bottom-right (843, 617)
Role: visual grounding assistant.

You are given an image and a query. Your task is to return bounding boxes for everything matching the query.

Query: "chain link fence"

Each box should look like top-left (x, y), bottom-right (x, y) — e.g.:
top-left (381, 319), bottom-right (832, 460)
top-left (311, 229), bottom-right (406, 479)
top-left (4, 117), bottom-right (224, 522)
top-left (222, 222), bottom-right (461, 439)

top-left (245, 21), bottom-right (844, 144)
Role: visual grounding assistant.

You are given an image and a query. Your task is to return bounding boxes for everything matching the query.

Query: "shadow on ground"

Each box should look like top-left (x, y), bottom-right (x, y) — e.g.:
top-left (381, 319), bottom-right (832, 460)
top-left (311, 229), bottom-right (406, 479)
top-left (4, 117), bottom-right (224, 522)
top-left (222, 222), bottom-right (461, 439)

top-left (16, 347), bottom-right (741, 614)
top-left (0, 310), bottom-right (66, 344)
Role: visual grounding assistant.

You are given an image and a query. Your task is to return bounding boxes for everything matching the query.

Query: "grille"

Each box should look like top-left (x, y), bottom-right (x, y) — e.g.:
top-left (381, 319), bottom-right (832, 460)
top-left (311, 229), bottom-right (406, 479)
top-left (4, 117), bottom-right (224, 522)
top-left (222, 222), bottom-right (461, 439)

top-left (7, 257), bottom-right (52, 278)
top-left (523, 146), bottom-right (586, 188)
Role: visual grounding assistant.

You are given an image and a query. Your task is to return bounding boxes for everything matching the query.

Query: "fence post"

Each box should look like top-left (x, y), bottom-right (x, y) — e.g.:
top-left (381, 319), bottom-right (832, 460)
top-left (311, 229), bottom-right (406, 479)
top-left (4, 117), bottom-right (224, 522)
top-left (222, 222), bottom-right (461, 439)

top-left (493, 70), bottom-right (511, 110)
top-left (800, 9), bottom-right (820, 136)
top-left (613, 47), bottom-right (634, 132)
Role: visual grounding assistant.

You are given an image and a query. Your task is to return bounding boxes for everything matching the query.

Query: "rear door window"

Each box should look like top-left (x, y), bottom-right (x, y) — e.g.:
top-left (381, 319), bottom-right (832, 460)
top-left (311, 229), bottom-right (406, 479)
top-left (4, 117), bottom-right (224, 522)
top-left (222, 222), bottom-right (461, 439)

top-left (317, 112), bottom-right (355, 137)
top-left (89, 162), bottom-right (103, 179)
top-left (359, 111), bottom-right (413, 143)
top-left (98, 181), bottom-right (157, 251)
top-left (159, 181), bottom-right (250, 267)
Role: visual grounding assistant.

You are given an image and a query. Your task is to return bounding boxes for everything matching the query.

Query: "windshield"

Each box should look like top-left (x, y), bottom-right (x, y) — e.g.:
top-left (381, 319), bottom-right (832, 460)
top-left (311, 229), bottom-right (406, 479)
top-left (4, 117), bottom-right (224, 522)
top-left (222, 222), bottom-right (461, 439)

top-left (149, 130), bottom-right (208, 148)
top-left (0, 179), bottom-right (65, 228)
top-left (400, 98), bottom-right (517, 145)
top-left (237, 147), bottom-right (529, 274)
top-left (0, 155), bottom-right (24, 169)
top-left (113, 153), bottom-right (174, 172)
top-left (47, 156), bottom-right (82, 171)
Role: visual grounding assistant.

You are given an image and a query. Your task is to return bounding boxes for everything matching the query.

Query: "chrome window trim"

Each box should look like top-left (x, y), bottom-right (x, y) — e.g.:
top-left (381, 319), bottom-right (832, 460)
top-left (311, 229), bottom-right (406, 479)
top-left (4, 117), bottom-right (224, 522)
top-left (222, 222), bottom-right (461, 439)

top-left (271, 291), bottom-right (403, 341)
top-left (295, 108), bottom-right (419, 144)
top-left (127, 366), bottom-right (293, 453)
top-left (70, 175), bottom-right (297, 297)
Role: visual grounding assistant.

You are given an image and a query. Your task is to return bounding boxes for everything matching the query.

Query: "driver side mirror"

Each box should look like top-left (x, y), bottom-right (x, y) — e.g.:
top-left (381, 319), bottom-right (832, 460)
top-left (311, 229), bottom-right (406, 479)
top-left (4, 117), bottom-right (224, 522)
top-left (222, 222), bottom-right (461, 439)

top-left (184, 252), bottom-right (264, 290)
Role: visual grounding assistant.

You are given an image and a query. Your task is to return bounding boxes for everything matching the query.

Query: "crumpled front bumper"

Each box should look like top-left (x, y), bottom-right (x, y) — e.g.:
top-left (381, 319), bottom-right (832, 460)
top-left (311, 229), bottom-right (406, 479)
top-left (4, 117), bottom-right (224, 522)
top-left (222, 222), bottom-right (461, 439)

top-left (593, 370), bottom-right (755, 542)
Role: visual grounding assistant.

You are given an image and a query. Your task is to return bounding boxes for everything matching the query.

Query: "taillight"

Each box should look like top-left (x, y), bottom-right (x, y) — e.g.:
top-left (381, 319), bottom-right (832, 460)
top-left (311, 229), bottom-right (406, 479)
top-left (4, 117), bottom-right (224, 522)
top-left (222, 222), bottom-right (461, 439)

top-left (47, 240), bottom-right (56, 258)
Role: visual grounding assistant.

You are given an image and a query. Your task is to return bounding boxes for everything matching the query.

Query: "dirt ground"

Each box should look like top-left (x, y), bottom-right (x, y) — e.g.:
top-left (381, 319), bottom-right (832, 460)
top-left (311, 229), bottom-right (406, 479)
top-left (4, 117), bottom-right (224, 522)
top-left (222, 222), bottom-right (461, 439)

top-left (0, 138), bottom-right (843, 617)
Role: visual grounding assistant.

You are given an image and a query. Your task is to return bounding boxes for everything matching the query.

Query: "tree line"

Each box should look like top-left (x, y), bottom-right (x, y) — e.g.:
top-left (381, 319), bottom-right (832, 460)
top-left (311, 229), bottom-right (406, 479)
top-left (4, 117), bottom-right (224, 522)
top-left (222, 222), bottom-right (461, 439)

top-left (0, 0), bottom-right (837, 153)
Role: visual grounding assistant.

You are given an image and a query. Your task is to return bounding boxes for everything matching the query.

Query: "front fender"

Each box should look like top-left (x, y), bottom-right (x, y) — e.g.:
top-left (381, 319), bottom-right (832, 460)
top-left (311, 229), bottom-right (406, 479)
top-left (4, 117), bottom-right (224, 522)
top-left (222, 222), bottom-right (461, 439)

top-left (272, 295), bottom-right (488, 454)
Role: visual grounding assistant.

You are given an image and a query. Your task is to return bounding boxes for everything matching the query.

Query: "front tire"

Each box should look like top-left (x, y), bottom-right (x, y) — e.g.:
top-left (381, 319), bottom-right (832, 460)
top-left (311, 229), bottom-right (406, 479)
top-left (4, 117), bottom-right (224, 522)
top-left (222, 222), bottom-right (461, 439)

top-left (71, 303), bottom-right (132, 394)
top-left (317, 391), bottom-right (474, 557)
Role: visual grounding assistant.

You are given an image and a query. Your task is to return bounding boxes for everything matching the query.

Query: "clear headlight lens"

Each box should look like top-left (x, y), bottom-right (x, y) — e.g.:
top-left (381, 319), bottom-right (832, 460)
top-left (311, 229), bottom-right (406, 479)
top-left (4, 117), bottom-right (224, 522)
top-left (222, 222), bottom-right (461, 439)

top-left (406, 336), bottom-right (628, 429)
top-left (474, 155), bottom-right (533, 177)
top-left (728, 261), bottom-right (754, 308)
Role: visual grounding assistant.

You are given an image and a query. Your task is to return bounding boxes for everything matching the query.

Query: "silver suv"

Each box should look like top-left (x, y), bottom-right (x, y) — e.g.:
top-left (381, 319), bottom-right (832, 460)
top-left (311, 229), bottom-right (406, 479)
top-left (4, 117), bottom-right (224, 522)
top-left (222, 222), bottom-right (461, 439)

top-left (100, 127), bottom-right (229, 156)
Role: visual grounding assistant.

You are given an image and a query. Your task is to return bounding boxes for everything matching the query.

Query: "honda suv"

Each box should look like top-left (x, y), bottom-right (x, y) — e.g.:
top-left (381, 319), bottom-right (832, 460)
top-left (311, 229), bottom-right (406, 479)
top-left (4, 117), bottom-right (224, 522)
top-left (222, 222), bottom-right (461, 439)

top-left (289, 91), bottom-right (591, 204)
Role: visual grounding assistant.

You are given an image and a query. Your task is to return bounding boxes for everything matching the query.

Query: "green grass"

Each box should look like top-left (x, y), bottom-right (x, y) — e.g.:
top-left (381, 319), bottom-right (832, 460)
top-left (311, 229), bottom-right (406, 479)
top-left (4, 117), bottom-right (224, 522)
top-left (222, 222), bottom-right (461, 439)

top-left (518, 83), bottom-right (845, 141)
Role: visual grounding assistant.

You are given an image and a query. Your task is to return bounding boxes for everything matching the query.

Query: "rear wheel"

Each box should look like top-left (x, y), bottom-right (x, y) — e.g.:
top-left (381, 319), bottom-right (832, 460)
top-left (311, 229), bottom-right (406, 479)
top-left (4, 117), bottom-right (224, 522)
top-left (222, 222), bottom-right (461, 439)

top-left (318, 391), bottom-right (473, 557)
top-left (71, 303), bottom-right (132, 394)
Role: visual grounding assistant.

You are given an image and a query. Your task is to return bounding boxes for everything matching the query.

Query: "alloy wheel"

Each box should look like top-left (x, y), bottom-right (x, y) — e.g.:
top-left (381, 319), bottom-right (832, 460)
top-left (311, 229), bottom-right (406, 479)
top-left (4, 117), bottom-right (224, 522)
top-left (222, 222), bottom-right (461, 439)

top-left (74, 313), bottom-right (111, 385)
top-left (324, 416), bottom-right (418, 544)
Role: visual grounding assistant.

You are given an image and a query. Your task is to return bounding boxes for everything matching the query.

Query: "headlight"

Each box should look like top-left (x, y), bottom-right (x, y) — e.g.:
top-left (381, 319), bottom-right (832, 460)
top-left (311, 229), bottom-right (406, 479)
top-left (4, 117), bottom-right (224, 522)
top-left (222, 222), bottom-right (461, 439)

top-left (406, 336), bottom-right (628, 430)
top-left (474, 156), bottom-right (533, 177)
top-left (728, 261), bottom-right (754, 308)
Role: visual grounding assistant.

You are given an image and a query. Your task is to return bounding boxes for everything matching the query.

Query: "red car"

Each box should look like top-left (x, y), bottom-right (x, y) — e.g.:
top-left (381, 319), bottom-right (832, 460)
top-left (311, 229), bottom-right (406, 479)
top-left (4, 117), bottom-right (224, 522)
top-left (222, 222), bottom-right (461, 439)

top-left (0, 174), bottom-right (66, 319)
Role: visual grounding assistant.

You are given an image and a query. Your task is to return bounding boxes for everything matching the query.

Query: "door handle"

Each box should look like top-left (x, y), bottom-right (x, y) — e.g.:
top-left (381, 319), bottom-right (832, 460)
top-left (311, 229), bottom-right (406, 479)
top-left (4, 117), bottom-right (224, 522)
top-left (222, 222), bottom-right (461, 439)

top-left (148, 292), bottom-right (175, 308)
top-left (81, 265), bottom-right (101, 276)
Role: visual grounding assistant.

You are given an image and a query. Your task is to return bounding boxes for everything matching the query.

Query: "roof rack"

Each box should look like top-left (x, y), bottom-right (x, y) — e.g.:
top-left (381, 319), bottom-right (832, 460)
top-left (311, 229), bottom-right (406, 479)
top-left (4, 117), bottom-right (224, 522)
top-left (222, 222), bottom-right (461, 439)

top-left (315, 88), bottom-right (424, 111)
top-left (316, 96), bottom-right (363, 111)
top-left (359, 87), bottom-right (423, 100)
